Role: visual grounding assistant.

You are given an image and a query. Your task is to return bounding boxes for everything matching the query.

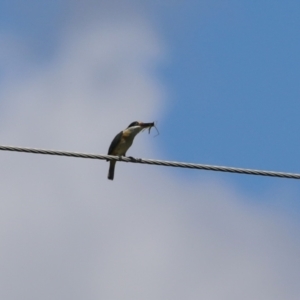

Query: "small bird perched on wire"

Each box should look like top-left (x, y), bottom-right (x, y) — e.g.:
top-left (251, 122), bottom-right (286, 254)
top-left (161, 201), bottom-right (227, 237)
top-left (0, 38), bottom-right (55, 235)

top-left (107, 121), bottom-right (154, 180)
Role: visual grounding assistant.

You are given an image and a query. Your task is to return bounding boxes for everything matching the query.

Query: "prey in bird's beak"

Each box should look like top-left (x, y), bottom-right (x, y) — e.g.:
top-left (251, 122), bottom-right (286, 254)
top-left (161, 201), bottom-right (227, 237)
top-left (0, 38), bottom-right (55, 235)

top-left (140, 122), bottom-right (159, 136)
top-left (139, 122), bottom-right (154, 127)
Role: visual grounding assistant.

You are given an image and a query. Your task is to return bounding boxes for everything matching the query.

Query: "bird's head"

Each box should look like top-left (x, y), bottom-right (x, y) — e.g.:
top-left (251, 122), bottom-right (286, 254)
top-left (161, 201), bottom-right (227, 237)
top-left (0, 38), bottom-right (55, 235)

top-left (124, 121), bottom-right (155, 136)
top-left (127, 121), bottom-right (154, 129)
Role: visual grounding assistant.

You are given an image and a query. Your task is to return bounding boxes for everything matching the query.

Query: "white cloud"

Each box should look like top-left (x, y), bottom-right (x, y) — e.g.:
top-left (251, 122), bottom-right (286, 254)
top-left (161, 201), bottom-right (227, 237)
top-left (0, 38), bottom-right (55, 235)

top-left (0, 9), bottom-right (299, 300)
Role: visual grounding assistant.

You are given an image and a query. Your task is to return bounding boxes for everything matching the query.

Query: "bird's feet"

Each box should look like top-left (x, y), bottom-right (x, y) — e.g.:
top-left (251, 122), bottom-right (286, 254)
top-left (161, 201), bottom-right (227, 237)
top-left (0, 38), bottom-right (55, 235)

top-left (127, 156), bottom-right (142, 162)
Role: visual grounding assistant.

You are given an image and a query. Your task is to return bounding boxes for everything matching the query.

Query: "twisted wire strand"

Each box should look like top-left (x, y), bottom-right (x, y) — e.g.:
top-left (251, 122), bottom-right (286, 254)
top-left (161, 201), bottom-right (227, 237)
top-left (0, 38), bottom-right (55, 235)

top-left (0, 144), bottom-right (299, 179)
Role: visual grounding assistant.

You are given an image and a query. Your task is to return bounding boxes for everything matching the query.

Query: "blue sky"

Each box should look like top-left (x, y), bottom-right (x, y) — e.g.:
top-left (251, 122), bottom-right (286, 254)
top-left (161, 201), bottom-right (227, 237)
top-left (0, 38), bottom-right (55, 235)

top-left (0, 0), bottom-right (65, 57)
top-left (0, 0), bottom-right (299, 220)
top-left (99, 1), bottom-right (300, 217)
top-left (2, 1), bottom-right (300, 194)
top-left (150, 1), bottom-right (300, 201)
top-left (1, 1), bottom-right (300, 299)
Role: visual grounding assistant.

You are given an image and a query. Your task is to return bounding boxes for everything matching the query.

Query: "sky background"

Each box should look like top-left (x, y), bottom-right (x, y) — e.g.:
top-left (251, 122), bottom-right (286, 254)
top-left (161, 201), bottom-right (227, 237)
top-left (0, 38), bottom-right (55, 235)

top-left (1, 1), bottom-right (300, 299)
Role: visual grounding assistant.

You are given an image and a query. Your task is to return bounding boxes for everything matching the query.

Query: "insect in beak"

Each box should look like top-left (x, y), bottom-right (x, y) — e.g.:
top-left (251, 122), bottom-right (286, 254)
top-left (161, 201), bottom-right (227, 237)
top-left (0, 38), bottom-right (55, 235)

top-left (140, 122), bottom-right (159, 136)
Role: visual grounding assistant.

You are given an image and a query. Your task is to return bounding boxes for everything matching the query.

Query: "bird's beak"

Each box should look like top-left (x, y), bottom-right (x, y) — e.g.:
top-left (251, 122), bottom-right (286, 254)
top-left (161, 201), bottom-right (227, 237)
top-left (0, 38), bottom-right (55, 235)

top-left (139, 122), bottom-right (154, 128)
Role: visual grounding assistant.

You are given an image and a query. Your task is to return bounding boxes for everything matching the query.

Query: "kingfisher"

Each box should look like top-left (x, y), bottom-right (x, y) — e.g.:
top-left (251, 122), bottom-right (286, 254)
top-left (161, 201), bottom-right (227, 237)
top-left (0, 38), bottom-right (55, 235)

top-left (107, 121), bottom-right (154, 180)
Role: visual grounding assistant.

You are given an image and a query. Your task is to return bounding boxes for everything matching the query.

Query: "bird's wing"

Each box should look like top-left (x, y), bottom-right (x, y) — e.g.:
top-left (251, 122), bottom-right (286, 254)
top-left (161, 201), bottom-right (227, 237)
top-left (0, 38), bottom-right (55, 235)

top-left (108, 131), bottom-right (123, 155)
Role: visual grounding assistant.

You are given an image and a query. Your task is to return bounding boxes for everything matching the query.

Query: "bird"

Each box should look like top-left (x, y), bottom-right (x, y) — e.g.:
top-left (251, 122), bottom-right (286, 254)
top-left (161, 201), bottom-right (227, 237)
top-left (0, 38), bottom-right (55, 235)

top-left (107, 121), bottom-right (154, 180)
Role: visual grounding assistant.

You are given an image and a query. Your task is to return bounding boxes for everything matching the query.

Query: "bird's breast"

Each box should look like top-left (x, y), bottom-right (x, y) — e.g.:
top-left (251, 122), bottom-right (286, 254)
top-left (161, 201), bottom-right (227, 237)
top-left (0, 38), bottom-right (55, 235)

top-left (112, 135), bottom-right (133, 155)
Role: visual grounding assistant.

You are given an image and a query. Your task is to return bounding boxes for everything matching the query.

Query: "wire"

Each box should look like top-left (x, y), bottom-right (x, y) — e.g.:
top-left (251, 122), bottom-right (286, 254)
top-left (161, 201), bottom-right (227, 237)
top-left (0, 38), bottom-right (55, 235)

top-left (0, 144), bottom-right (299, 179)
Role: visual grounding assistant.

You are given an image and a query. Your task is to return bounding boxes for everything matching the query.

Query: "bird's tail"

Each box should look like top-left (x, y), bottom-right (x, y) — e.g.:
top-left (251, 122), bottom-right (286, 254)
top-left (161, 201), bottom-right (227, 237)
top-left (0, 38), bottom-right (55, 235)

top-left (108, 161), bottom-right (116, 180)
